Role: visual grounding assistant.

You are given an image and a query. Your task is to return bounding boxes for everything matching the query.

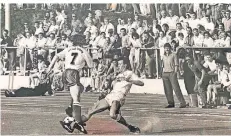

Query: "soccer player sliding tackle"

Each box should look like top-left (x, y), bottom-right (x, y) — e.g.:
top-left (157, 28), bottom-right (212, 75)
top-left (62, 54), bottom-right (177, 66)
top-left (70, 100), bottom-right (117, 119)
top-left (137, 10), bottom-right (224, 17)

top-left (47, 45), bottom-right (93, 134)
top-left (66, 58), bottom-right (144, 134)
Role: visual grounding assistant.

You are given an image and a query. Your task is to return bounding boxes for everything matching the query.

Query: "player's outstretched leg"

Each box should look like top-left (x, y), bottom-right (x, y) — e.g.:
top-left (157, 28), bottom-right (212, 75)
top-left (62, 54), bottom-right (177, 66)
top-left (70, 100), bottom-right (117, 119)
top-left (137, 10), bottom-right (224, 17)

top-left (81, 99), bottom-right (110, 123)
top-left (110, 101), bottom-right (140, 134)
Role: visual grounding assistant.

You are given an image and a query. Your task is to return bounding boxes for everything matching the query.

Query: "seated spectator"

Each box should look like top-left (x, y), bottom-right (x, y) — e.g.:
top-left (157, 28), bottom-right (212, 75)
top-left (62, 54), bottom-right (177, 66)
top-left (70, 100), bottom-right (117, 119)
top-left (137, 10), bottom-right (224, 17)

top-left (177, 33), bottom-right (185, 46)
top-left (207, 61), bottom-right (225, 107)
top-left (61, 24), bottom-right (72, 37)
top-left (71, 14), bottom-right (84, 35)
top-left (184, 27), bottom-right (194, 46)
top-left (213, 32), bottom-right (221, 47)
top-left (59, 34), bottom-right (73, 47)
top-left (219, 31), bottom-right (230, 47)
top-left (176, 23), bottom-right (187, 40)
top-left (100, 18), bottom-right (115, 37)
top-left (34, 21), bottom-right (41, 36)
top-left (84, 12), bottom-right (95, 27)
top-left (203, 31), bottom-right (214, 47)
top-left (84, 19), bottom-right (98, 40)
top-left (47, 19), bottom-right (59, 37)
top-left (203, 53), bottom-right (217, 74)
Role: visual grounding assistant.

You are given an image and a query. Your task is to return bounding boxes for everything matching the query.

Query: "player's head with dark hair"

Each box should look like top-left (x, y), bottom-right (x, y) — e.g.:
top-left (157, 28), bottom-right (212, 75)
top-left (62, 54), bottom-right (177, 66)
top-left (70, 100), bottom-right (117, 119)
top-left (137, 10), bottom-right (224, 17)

top-left (164, 43), bottom-right (172, 54)
top-left (132, 32), bottom-right (139, 39)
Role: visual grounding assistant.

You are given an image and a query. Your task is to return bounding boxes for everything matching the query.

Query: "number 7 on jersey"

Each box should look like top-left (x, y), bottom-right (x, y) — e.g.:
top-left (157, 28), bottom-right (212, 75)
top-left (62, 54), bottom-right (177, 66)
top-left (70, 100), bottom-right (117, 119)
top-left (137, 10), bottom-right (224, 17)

top-left (71, 53), bottom-right (78, 65)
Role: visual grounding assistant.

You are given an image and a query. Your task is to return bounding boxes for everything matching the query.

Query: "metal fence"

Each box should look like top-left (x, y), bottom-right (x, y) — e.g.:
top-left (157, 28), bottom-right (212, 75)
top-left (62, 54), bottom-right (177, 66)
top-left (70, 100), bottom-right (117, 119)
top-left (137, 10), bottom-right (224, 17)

top-left (1, 46), bottom-right (231, 78)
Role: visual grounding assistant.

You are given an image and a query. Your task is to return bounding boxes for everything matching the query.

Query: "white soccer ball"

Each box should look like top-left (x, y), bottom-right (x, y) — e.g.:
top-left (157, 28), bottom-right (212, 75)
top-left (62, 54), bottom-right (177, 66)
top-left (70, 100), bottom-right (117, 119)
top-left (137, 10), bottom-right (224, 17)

top-left (63, 116), bottom-right (75, 124)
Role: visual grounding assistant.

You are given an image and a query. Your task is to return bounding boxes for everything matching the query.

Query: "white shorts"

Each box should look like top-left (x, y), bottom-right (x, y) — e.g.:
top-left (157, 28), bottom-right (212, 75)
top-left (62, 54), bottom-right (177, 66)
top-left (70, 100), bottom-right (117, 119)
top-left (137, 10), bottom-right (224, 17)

top-left (105, 92), bottom-right (125, 106)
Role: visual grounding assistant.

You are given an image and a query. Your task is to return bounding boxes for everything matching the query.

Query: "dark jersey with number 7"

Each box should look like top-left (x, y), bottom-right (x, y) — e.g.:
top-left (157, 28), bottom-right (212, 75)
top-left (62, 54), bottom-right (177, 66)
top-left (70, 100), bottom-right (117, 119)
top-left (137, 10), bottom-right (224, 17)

top-left (57, 46), bottom-right (93, 70)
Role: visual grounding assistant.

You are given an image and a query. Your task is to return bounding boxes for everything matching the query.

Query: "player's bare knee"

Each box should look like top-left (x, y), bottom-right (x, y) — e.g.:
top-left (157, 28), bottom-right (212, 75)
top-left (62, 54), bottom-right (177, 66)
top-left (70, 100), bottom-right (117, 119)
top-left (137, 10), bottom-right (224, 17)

top-left (110, 112), bottom-right (117, 120)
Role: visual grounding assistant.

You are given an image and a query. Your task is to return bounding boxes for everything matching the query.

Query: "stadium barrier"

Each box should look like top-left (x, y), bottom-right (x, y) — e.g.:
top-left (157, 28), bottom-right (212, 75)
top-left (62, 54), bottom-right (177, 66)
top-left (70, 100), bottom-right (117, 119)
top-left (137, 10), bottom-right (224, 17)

top-left (1, 46), bottom-right (231, 77)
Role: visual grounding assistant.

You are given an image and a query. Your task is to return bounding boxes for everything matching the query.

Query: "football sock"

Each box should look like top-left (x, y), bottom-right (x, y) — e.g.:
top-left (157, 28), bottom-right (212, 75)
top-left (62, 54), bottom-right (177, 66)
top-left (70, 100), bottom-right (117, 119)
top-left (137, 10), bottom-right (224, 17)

top-left (117, 116), bottom-right (129, 127)
top-left (73, 104), bottom-right (82, 123)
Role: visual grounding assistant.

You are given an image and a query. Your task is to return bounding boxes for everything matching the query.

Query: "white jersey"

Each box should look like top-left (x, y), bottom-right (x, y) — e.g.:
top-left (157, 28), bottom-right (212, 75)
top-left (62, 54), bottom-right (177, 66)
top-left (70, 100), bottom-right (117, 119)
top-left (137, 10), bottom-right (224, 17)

top-left (57, 46), bottom-right (93, 71)
top-left (105, 70), bottom-right (139, 106)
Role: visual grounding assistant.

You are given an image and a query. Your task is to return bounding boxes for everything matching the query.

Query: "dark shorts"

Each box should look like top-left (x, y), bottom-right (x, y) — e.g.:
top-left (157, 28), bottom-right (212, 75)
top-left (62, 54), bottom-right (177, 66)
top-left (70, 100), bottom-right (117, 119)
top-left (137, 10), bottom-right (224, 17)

top-left (62, 69), bottom-right (81, 87)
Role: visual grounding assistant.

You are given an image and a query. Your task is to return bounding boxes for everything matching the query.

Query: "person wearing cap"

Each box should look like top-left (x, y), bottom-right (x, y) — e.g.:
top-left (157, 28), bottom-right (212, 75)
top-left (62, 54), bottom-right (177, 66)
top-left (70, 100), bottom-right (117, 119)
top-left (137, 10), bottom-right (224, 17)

top-left (162, 43), bottom-right (187, 108)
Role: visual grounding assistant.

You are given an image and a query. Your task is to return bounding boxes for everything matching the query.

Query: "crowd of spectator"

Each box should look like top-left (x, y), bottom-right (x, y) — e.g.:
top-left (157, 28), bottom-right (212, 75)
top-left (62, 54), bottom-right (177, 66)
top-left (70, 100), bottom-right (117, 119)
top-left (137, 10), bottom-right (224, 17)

top-left (0, 3), bottom-right (231, 106)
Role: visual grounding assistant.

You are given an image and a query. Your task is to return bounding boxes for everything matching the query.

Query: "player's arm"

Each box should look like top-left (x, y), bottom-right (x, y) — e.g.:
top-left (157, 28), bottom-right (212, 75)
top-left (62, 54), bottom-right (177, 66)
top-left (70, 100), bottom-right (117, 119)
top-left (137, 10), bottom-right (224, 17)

top-left (127, 79), bottom-right (144, 86)
top-left (126, 72), bottom-right (144, 86)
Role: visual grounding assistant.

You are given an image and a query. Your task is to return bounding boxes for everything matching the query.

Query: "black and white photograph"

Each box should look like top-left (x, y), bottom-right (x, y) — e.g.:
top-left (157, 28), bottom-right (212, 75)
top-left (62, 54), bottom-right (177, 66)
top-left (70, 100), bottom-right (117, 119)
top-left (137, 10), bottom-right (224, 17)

top-left (0, 2), bottom-right (231, 135)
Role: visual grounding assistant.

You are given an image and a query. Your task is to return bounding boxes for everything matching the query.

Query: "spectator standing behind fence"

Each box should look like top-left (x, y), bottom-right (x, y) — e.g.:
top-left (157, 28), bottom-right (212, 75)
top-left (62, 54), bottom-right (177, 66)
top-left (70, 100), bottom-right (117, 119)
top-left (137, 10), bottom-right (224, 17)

top-left (162, 43), bottom-right (186, 108)
top-left (46, 33), bottom-right (57, 62)
top-left (14, 34), bottom-right (26, 75)
top-left (36, 32), bottom-right (48, 60)
top-left (100, 18), bottom-right (115, 37)
top-left (46, 19), bottom-right (59, 37)
top-left (1, 30), bottom-right (16, 71)
top-left (222, 10), bottom-right (231, 32)
top-left (84, 20), bottom-right (98, 40)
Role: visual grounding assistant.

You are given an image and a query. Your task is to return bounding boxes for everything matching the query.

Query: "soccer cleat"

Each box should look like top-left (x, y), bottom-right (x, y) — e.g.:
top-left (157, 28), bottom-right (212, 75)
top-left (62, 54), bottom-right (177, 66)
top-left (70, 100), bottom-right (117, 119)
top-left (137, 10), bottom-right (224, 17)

top-left (74, 123), bottom-right (88, 134)
top-left (65, 106), bottom-right (73, 117)
top-left (128, 125), bottom-right (141, 133)
top-left (59, 121), bottom-right (74, 133)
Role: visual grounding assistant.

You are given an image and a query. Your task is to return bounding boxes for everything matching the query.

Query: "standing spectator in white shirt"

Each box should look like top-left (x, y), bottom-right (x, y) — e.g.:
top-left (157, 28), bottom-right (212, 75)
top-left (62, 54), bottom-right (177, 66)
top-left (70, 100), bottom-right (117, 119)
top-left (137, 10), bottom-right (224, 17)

top-left (100, 18), bottom-right (115, 37)
top-left (131, 14), bottom-right (140, 30)
top-left (200, 10), bottom-right (207, 26)
top-left (160, 10), bottom-right (170, 26)
top-left (203, 31), bottom-right (214, 47)
top-left (55, 7), bottom-right (64, 28)
top-left (204, 16), bottom-right (215, 34)
top-left (36, 33), bottom-right (47, 59)
top-left (34, 21), bottom-right (41, 36)
top-left (129, 32), bottom-right (142, 74)
top-left (189, 12), bottom-right (200, 29)
top-left (84, 12), bottom-right (95, 27)
top-left (168, 9), bottom-right (179, 31)
top-left (222, 10), bottom-right (231, 32)
top-left (152, 18), bottom-right (162, 32)
top-left (125, 17), bottom-right (133, 34)
top-left (24, 32), bottom-right (37, 69)
top-left (137, 20), bottom-right (145, 36)
top-left (46, 33), bottom-right (57, 62)
top-left (159, 31), bottom-right (168, 59)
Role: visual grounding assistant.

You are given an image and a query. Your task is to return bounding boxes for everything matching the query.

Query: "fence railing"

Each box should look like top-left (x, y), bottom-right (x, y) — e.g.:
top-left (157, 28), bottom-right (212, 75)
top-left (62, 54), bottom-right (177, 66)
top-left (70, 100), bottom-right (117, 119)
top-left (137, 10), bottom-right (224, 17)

top-left (1, 46), bottom-right (231, 78)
